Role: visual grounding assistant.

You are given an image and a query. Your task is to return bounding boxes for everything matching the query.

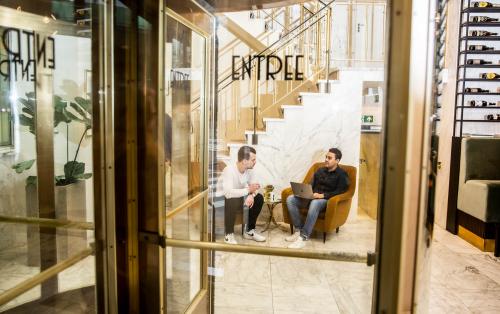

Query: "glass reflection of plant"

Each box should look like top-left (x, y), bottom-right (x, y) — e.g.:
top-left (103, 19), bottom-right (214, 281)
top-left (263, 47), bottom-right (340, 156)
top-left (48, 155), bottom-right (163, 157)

top-left (12, 92), bottom-right (92, 186)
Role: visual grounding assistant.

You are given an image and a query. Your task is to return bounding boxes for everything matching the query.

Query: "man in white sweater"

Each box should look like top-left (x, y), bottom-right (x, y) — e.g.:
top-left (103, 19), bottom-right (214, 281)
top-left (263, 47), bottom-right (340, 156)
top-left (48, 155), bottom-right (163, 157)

top-left (222, 146), bottom-right (266, 244)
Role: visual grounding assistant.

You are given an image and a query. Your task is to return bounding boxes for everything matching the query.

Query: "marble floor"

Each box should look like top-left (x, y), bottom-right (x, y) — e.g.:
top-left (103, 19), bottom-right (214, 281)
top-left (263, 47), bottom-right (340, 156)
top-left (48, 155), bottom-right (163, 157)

top-left (212, 217), bottom-right (377, 314)
top-left (1, 216), bottom-right (499, 313)
top-left (427, 227), bottom-right (500, 313)
top-left (212, 215), bottom-right (500, 314)
top-left (0, 225), bottom-right (96, 312)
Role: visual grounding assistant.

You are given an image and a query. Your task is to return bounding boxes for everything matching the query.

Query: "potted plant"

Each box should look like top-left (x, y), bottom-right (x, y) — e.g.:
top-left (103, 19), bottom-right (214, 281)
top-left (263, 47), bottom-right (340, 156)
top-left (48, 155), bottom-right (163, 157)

top-left (12, 91), bottom-right (92, 263)
top-left (12, 92), bottom-right (92, 185)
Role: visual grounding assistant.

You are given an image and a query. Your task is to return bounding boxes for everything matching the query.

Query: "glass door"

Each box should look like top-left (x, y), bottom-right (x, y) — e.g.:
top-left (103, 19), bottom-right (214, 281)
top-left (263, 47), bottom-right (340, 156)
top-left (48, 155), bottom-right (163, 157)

top-left (160, 1), bottom-right (437, 314)
top-left (164, 10), bottom-right (210, 313)
top-left (0, 1), bottom-right (107, 312)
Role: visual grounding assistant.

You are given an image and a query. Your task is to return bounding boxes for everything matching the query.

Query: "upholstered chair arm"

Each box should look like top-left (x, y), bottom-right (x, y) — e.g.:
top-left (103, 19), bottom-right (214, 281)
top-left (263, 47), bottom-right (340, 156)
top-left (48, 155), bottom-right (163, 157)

top-left (324, 192), bottom-right (352, 231)
top-left (281, 188), bottom-right (293, 223)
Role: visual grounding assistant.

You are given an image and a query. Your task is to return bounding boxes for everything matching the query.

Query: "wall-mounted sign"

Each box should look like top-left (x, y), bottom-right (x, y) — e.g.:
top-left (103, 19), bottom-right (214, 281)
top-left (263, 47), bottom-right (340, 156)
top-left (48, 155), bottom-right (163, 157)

top-left (0, 28), bottom-right (56, 82)
top-left (361, 115), bottom-right (374, 123)
top-left (232, 55), bottom-right (304, 81)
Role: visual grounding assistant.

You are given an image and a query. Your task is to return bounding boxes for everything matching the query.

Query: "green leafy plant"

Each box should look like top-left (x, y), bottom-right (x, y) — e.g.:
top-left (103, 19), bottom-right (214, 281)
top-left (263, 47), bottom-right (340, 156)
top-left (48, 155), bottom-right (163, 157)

top-left (12, 92), bottom-right (92, 186)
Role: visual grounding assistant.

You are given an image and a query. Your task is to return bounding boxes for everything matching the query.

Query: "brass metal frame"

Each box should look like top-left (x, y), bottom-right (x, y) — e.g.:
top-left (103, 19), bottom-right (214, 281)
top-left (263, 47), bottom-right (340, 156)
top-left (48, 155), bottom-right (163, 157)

top-left (165, 7), bottom-right (210, 37)
top-left (373, 0), bottom-right (436, 312)
top-left (0, 215), bottom-right (94, 230)
top-left (0, 247), bottom-right (94, 307)
top-left (166, 189), bottom-right (209, 219)
top-left (35, 28), bottom-right (57, 299)
top-left (157, 1), bottom-right (166, 312)
top-left (165, 238), bottom-right (373, 265)
top-left (184, 289), bottom-right (208, 314)
top-left (101, 1), bottom-right (119, 312)
top-left (163, 6), bottom-right (213, 313)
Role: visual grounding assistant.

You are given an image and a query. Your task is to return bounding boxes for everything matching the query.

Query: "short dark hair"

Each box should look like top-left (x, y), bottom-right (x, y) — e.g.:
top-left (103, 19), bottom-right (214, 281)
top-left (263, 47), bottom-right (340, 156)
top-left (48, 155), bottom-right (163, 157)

top-left (238, 145), bottom-right (256, 162)
top-left (328, 148), bottom-right (342, 161)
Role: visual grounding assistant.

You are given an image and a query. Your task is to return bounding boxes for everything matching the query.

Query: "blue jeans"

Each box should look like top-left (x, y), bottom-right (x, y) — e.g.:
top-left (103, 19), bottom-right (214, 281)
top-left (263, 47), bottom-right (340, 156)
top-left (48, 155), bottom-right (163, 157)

top-left (286, 195), bottom-right (327, 240)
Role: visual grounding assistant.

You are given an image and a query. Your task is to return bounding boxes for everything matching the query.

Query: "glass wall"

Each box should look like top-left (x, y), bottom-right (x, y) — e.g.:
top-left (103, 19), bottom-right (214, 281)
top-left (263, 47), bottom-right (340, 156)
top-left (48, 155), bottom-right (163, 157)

top-left (164, 12), bottom-right (208, 313)
top-left (0, 1), bottom-right (103, 312)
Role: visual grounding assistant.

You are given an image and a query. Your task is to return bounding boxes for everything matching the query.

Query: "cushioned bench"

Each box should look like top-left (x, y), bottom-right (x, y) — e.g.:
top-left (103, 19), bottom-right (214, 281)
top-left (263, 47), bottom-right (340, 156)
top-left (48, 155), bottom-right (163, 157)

top-left (457, 137), bottom-right (500, 257)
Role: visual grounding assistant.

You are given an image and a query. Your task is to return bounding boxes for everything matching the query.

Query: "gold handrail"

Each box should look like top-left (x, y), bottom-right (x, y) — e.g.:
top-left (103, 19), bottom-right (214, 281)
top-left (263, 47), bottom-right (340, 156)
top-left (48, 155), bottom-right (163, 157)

top-left (0, 247), bottom-right (94, 306)
top-left (0, 215), bottom-right (95, 230)
top-left (166, 189), bottom-right (208, 220)
top-left (166, 238), bottom-right (375, 265)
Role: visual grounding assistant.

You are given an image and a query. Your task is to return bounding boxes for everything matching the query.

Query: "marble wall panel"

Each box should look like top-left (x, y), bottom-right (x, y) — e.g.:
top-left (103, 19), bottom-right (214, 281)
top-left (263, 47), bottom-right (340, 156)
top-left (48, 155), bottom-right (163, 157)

top-left (227, 69), bottom-right (384, 220)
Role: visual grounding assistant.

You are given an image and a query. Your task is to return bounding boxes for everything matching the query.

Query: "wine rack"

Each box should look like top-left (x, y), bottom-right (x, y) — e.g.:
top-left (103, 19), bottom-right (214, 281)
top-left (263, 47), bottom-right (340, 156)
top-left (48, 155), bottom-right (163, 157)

top-left (454, 0), bottom-right (500, 137)
top-left (447, 0), bottom-right (500, 235)
top-left (434, 0), bottom-right (449, 135)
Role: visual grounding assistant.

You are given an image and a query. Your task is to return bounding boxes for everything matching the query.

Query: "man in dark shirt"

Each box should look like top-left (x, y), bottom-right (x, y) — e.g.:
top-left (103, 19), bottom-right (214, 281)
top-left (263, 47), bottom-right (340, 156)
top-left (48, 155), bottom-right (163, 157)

top-left (285, 148), bottom-right (349, 248)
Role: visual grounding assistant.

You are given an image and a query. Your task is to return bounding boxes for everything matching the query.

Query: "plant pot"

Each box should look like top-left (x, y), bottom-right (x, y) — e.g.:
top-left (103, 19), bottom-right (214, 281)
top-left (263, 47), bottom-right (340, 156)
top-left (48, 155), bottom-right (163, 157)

top-left (55, 181), bottom-right (88, 261)
top-left (26, 180), bottom-right (88, 265)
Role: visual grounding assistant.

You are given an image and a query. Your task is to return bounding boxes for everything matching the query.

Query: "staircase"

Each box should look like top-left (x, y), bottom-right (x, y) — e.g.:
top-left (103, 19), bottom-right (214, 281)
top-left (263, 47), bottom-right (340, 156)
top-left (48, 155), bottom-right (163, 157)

top-left (215, 1), bottom-right (336, 152)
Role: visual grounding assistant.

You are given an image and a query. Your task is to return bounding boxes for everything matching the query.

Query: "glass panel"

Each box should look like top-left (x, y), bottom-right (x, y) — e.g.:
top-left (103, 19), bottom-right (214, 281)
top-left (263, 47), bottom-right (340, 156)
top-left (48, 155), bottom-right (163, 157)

top-left (0, 1), bottom-right (102, 312)
top-left (212, 2), bottom-right (386, 312)
top-left (164, 13), bottom-right (206, 313)
top-left (0, 35), bottom-right (13, 148)
top-left (165, 15), bottom-right (206, 209)
top-left (165, 199), bottom-right (203, 313)
top-left (0, 226), bottom-right (95, 312)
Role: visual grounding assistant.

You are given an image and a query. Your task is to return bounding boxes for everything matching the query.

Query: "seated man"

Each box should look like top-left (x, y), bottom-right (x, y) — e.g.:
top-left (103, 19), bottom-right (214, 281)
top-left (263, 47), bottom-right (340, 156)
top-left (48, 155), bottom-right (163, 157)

top-left (222, 145), bottom-right (266, 244)
top-left (285, 148), bottom-right (349, 248)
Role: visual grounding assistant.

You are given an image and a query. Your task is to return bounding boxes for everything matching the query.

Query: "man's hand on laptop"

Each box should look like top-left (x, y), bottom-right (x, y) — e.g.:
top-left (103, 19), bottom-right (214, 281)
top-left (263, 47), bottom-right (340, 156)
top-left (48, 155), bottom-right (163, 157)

top-left (245, 194), bottom-right (255, 208)
top-left (313, 193), bottom-right (324, 199)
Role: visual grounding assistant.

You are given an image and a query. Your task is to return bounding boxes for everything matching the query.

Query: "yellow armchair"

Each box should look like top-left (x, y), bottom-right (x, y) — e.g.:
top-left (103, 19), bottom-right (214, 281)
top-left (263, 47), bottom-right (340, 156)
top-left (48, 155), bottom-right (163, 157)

top-left (281, 162), bottom-right (357, 243)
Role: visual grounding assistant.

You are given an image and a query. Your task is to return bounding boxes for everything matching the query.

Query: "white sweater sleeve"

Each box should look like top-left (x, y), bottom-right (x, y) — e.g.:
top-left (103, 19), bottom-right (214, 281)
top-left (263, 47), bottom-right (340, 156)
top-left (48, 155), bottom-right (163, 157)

top-left (222, 167), bottom-right (248, 198)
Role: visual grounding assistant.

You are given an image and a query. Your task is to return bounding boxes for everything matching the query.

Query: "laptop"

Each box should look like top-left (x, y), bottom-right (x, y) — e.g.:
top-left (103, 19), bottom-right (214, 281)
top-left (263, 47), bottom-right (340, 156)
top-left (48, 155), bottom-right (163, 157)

top-left (290, 182), bottom-right (314, 199)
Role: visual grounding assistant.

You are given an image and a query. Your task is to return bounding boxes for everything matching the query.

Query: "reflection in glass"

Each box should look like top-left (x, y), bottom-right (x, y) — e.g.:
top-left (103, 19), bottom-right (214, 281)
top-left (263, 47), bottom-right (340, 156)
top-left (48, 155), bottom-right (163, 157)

top-left (0, 1), bottom-right (99, 312)
top-left (164, 14), bottom-right (206, 313)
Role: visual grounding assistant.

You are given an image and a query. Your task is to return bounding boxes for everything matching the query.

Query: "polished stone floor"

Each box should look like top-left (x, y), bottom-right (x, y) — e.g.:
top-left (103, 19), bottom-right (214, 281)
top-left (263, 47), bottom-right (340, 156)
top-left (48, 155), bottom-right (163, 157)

top-left (427, 227), bottom-right (500, 313)
top-left (213, 215), bottom-right (500, 314)
top-left (1, 216), bottom-right (499, 313)
top-left (213, 217), bottom-right (377, 314)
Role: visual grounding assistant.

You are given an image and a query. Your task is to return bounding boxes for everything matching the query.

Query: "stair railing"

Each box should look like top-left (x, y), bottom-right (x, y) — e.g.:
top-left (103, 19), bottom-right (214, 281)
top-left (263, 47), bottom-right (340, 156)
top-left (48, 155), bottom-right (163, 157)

top-left (217, 2), bottom-right (334, 144)
top-left (255, 7), bottom-right (332, 130)
top-left (217, 2), bottom-right (321, 84)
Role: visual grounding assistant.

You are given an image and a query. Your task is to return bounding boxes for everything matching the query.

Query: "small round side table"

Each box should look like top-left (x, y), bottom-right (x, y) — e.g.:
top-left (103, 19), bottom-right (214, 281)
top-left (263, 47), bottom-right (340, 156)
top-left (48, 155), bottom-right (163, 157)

top-left (261, 199), bottom-right (281, 232)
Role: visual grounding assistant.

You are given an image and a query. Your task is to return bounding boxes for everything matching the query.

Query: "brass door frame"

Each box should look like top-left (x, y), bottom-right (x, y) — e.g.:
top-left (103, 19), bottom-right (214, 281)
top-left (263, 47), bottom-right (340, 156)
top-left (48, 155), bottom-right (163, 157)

top-left (374, 0), bottom-right (436, 312)
top-left (161, 3), bottom-right (379, 314)
top-left (124, 0), bottom-right (435, 313)
top-left (163, 5), bottom-right (212, 312)
top-left (0, 3), bottom-right (115, 312)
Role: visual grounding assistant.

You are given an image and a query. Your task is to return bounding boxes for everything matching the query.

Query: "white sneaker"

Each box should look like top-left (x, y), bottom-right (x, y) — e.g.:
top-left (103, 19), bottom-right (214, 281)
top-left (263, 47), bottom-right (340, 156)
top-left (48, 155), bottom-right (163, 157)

top-left (287, 236), bottom-right (306, 249)
top-left (243, 229), bottom-right (266, 242)
top-left (285, 230), bottom-right (301, 242)
top-left (224, 233), bottom-right (238, 244)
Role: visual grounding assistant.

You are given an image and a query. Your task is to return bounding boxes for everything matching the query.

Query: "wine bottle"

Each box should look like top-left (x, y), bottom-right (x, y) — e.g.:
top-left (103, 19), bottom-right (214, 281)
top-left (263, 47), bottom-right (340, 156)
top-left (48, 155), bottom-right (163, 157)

top-left (468, 100), bottom-right (495, 106)
top-left (469, 30), bottom-right (498, 36)
top-left (465, 87), bottom-right (489, 92)
top-left (468, 44), bottom-right (494, 51)
top-left (480, 72), bottom-right (500, 79)
top-left (466, 59), bottom-right (493, 64)
top-left (470, 16), bottom-right (499, 22)
top-left (473, 2), bottom-right (500, 8)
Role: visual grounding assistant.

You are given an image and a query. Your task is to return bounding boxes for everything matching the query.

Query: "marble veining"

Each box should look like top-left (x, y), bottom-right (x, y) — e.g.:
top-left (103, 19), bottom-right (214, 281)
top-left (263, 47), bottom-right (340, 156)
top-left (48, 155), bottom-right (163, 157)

top-left (224, 69), bottom-right (385, 221)
top-left (213, 216), bottom-right (500, 314)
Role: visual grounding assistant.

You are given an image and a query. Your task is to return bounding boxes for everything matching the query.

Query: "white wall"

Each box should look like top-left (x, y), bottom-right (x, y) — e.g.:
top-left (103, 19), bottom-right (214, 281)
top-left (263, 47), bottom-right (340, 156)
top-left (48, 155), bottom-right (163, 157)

top-left (225, 68), bottom-right (385, 221)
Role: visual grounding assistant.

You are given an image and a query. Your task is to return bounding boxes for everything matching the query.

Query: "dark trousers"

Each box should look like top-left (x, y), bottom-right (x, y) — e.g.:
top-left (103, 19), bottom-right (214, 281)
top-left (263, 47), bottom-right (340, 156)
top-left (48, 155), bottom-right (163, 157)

top-left (224, 194), bottom-right (264, 235)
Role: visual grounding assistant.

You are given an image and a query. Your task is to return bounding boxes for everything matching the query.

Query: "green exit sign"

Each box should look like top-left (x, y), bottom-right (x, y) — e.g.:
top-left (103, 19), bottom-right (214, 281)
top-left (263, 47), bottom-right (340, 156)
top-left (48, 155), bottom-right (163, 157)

top-left (362, 115), bottom-right (374, 123)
